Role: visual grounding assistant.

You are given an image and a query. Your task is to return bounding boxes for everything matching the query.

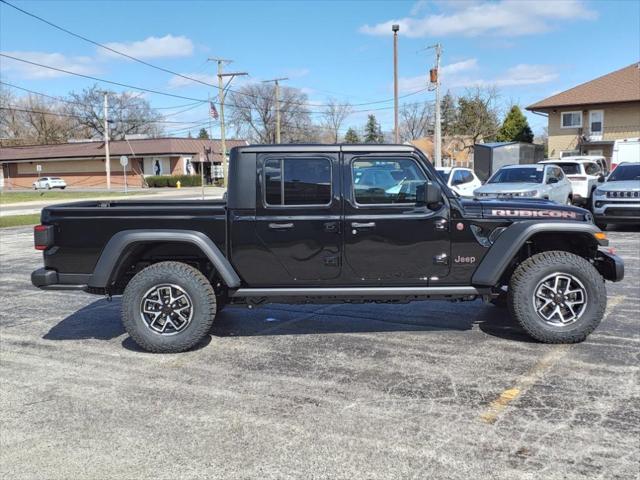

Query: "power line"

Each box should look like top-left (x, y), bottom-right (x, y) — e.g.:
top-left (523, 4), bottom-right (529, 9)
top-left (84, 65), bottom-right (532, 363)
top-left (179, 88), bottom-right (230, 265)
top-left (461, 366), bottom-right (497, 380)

top-left (0, 53), bottom-right (209, 102)
top-left (0, 106), bottom-right (212, 125)
top-left (0, 0), bottom-right (429, 109)
top-left (0, 81), bottom-right (207, 116)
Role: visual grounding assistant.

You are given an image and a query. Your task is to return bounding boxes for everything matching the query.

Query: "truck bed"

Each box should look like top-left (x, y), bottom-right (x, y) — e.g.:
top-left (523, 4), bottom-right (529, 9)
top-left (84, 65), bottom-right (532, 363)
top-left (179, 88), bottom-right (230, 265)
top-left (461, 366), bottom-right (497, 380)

top-left (41, 199), bottom-right (227, 275)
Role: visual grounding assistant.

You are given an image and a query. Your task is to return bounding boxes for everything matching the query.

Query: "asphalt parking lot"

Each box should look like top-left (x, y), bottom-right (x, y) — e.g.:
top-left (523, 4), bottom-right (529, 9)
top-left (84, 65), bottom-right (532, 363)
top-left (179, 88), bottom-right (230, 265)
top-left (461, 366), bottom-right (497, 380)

top-left (1, 226), bottom-right (638, 480)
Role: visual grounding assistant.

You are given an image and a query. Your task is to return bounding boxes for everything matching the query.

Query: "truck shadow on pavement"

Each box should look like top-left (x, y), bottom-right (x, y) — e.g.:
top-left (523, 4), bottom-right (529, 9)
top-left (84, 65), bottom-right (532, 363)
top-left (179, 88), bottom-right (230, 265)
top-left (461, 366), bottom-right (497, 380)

top-left (43, 298), bottom-right (536, 349)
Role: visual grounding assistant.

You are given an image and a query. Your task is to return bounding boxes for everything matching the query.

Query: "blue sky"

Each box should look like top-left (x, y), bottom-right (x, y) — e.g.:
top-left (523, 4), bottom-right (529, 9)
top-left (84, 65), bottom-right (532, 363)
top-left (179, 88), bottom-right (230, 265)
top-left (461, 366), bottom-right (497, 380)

top-left (1, 0), bottom-right (638, 138)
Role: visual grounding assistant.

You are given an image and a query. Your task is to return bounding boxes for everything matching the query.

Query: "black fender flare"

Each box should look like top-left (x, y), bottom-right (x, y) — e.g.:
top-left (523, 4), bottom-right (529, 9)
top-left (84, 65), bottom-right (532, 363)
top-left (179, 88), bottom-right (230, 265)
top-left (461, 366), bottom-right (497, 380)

top-left (471, 221), bottom-right (604, 287)
top-left (87, 229), bottom-right (241, 289)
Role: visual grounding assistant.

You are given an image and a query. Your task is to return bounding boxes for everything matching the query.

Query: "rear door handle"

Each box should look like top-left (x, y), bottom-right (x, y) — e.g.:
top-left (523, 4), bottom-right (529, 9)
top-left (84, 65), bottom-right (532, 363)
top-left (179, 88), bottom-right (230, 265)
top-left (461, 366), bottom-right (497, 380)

top-left (268, 222), bottom-right (294, 230)
top-left (351, 222), bottom-right (376, 228)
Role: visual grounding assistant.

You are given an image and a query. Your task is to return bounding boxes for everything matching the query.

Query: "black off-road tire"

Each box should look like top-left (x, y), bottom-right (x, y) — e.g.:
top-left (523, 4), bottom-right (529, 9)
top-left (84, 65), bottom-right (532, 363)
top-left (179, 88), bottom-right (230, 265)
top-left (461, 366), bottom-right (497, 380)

top-left (507, 251), bottom-right (607, 343)
top-left (122, 261), bottom-right (217, 353)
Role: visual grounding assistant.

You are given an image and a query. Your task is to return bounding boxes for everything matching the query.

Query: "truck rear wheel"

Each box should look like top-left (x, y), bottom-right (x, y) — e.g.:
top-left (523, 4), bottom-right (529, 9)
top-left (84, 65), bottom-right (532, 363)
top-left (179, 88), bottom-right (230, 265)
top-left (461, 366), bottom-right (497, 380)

top-left (122, 261), bottom-right (217, 353)
top-left (508, 251), bottom-right (606, 343)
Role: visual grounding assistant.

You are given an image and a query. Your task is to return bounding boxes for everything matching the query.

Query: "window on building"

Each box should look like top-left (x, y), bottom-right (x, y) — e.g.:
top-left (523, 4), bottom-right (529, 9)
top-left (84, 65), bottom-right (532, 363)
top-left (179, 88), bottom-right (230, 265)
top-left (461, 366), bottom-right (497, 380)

top-left (561, 111), bottom-right (582, 128)
top-left (352, 158), bottom-right (427, 204)
top-left (264, 157), bottom-right (331, 206)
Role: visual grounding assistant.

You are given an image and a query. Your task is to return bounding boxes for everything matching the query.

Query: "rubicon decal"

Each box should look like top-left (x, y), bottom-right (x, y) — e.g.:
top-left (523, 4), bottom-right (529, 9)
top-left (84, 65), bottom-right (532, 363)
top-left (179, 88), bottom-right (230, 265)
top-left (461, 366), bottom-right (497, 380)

top-left (490, 209), bottom-right (579, 219)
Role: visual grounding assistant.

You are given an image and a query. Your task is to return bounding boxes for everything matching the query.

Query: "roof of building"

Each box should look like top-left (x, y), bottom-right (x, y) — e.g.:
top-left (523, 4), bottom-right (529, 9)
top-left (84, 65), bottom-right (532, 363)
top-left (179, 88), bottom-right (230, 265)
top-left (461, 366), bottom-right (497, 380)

top-left (0, 137), bottom-right (248, 162)
top-left (527, 63), bottom-right (640, 111)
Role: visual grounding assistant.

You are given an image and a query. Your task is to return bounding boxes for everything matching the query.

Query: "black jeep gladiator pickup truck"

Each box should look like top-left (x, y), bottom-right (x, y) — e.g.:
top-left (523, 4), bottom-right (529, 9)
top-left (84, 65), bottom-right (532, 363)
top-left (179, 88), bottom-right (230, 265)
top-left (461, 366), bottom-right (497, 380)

top-left (31, 144), bottom-right (624, 352)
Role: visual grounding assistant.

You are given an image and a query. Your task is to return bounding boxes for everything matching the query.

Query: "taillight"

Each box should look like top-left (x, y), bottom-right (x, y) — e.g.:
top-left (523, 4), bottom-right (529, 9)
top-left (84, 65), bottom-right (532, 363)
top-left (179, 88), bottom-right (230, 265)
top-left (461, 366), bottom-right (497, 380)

top-left (610, 163), bottom-right (618, 172)
top-left (34, 224), bottom-right (53, 251)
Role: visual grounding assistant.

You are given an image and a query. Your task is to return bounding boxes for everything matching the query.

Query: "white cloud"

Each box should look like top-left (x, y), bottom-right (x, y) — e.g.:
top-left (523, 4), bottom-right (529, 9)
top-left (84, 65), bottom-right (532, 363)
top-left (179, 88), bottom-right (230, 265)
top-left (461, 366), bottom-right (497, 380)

top-left (1, 51), bottom-right (98, 79)
top-left (398, 58), bottom-right (477, 92)
top-left (283, 68), bottom-right (310, 79)
top-left (441, 58), bottom-right (478, 75)
top-left (398, 62), bottom-right (558, 92)
top-left (454, 64), bottom-right (559, 88)
top-left (168, 72), bottom-right (216, 88)
top-left (360, 0), bottom-right (597, 38)
top-left (103, 35), bottom-right (194, 59)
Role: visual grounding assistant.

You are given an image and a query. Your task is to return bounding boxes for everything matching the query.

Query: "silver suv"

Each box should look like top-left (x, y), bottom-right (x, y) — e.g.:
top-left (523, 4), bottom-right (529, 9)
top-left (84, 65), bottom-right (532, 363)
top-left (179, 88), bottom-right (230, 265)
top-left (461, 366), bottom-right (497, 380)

top-left (474, 164), bottom-right (573, 204)
top-left (592, 163), bottom-right (640, 229)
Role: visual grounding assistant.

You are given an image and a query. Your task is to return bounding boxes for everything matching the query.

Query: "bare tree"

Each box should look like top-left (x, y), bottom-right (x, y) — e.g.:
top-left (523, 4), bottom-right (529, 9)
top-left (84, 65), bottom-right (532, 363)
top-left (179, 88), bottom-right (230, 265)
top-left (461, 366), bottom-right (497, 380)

top-left (399, 102), bottom-right (433, 142)
top-left (1, 89), bottom-right (75, 145)
top-left (454, 86), bottom-right (501, 147)
top-left (65, 85), bottom-right (163, 140)
top-left (321, 98), bottom-right (352, 143)
top-left (227, 83), bottom-right (314, 143)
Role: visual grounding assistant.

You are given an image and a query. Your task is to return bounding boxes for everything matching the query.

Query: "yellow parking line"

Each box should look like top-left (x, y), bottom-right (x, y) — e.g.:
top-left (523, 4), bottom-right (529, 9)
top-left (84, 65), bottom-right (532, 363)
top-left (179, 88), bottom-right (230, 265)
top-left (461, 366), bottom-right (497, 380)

top-left (480, 294), bottom-right (626, 424)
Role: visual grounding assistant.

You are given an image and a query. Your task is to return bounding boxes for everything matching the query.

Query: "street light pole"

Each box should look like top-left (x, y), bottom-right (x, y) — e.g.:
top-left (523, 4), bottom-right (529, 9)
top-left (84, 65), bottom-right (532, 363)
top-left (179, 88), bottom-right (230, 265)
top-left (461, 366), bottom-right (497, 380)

top-left (263, 77), bottom-right (288, 144)
top-left (103, 92), bottom-right (111, 190)
top-left (392, 24), bottom-right (400, 144)
top-left (208, 58), bottom-right (248, 189)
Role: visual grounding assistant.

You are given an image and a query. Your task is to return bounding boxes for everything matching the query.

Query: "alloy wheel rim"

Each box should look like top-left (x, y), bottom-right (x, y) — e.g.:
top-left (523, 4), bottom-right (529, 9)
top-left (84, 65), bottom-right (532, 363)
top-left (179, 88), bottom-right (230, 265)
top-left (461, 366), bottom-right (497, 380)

top-left (139, 284), bottom-right (193, 335)
top-left (533, 273), bottom-right (588, 326)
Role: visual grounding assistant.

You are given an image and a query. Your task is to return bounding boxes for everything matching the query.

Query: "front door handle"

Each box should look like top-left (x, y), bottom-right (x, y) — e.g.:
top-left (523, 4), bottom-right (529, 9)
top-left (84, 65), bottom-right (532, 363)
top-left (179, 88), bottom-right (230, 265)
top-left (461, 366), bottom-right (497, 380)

top-left (351, 222), bottom-right (376, 228)
top-left (268, 222), bottom-right (294, 230)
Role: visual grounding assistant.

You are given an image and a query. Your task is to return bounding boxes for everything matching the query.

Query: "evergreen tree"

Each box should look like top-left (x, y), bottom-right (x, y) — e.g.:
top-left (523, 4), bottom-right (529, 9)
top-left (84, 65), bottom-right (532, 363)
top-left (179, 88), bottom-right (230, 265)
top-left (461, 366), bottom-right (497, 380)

top-left (441, 91), bottom-right (457, 135)
top-left (197, 128), bottom-right (209, 139)
top-left (496, 105), bottom-right (534, 143)
top-left (364, 114), bottom-right (383, 143)
top-left (344, 127), bottom-right (360, 143)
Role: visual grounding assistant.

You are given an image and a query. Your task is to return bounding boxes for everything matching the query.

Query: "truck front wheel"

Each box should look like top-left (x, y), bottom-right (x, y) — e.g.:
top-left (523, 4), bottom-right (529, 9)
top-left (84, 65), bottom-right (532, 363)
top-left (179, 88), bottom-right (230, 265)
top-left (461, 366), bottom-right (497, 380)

top-left (122, 261), bottom-right (217, 353)
top-left (508, 251), bottom-right (606, 343)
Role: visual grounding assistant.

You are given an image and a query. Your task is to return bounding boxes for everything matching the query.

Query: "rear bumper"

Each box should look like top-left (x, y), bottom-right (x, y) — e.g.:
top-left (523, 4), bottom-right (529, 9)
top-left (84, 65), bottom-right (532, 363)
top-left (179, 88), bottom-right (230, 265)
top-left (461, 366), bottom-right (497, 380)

top-left (594, 250), bottom-right (624, 282)
top-left (31, 268), bottom-right (89, 291)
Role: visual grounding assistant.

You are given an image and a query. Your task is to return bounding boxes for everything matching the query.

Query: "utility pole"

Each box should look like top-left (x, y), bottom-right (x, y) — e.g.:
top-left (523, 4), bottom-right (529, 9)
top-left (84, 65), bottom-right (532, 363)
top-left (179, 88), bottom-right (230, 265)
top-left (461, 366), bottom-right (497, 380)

top-left (103, 92), bottom-right (111, 190)
top-left (263, 77), bottom-right (288, 144)
top-left (392, 24), bottom-right (400, 144)
top-left (427, 43), bottom-right (443, 167)
top-left (209, 58), bottom-right (248, 189)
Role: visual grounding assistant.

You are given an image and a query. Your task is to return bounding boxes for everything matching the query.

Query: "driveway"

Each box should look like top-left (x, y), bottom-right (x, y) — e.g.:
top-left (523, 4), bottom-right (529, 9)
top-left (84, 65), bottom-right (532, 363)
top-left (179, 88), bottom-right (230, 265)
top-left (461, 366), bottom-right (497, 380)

top-left (0, 227), bottom-right (638, 479)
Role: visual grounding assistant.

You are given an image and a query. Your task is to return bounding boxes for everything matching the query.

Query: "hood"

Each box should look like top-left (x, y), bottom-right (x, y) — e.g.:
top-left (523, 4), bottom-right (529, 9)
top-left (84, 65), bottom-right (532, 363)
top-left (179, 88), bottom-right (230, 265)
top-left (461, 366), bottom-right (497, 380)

top-left (598, 180), bottom-right (640, 192)
top-left (474, 183), bottom-right (541, 194)
top-left (460, 198), bottom-right (591, 222)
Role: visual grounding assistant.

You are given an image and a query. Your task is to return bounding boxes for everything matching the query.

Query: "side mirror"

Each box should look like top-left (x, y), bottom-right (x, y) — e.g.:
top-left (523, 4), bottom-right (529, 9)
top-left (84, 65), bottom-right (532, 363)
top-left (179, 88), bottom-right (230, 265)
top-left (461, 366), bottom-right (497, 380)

top-left (547, 177), bottom-right (559, 184)
top-left (598, 174), bottom-right (605, 183)
top-left (417, 181), bottom-right (442, 206)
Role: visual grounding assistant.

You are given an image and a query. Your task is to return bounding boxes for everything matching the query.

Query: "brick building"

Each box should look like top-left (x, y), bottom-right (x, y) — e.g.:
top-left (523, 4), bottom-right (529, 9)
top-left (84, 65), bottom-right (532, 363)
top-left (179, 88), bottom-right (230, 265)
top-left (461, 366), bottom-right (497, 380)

top-left (0, 137), bottom-right (247, 189)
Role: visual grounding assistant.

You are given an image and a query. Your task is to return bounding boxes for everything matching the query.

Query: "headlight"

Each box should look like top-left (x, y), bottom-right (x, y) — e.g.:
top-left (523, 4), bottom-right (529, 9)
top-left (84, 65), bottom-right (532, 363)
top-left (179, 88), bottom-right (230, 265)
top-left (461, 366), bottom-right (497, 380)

top-left (594, 188), bottom-right (604, 196)
top-left (514, 190), bottom-right (538, 197)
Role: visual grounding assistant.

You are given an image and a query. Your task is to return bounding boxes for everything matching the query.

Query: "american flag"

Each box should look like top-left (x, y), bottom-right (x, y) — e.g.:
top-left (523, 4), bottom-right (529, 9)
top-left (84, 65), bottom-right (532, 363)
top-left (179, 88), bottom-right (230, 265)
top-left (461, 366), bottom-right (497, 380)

top-left (209, 101), bottom-right (219, 120)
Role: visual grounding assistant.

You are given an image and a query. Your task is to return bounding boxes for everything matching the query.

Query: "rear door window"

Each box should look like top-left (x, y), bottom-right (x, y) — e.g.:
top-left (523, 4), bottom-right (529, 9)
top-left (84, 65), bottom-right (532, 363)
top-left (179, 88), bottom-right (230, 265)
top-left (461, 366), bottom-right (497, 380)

top-left (264, 157), bottom-right (332, 206)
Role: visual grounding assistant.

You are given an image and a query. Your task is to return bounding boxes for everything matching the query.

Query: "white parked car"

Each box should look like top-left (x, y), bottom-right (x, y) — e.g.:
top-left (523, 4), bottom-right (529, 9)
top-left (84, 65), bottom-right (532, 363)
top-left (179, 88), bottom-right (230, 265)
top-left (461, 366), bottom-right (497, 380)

top-left (435, 167), bottom-right (482, 198)
top-left (540, 158), bottom-right (604, 207)
top-left (474, 164), bottom-right (573, 204)
top-left (33, 177), bottom-right (67, 190)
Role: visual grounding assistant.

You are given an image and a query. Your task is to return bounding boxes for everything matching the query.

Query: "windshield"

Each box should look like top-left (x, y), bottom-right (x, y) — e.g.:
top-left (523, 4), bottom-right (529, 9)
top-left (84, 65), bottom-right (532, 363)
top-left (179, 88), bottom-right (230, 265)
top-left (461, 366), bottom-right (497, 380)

top-left (608, 164), bottom-right (640, 182)
top-left (555, 163), bottom-right (581, 175)
top-left (436, 169), bottom-right (451, 183)
top-left (488, 167), bottom-right (543, 184)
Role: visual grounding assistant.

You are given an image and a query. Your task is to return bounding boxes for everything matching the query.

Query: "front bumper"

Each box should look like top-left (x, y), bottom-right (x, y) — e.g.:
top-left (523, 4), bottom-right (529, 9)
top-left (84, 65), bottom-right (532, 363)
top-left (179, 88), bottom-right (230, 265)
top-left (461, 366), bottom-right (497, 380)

top-left (592, 197), bottom-right (640, 223)
top-left (31, 268), bottom-right (89, 291)
top-left (594, 250), bottom-right (624, 282)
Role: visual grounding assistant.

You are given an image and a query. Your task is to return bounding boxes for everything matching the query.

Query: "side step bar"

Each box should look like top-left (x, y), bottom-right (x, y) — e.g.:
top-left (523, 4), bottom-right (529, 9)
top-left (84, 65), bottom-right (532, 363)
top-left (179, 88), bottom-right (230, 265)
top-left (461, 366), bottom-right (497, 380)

top-left (231, 286), bottom-right (480, 297)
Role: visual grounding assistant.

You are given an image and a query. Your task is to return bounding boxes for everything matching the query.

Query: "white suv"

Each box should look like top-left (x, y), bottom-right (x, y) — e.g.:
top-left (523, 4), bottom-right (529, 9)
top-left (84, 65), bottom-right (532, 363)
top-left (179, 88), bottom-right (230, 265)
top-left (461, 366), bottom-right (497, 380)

top-left (435, 167), bottom-right (482, 198)
top-left (540, 158), bottom-right (604, 207)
